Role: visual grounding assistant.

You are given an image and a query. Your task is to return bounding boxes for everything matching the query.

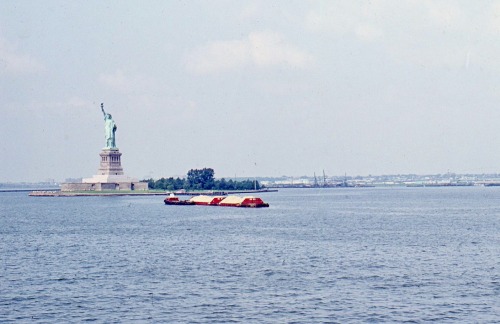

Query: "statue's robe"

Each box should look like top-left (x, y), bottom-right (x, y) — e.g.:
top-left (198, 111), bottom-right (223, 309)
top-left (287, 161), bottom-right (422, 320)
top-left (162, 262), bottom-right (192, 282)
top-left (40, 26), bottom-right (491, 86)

top-left (104, 117), bottom-right (116, 148)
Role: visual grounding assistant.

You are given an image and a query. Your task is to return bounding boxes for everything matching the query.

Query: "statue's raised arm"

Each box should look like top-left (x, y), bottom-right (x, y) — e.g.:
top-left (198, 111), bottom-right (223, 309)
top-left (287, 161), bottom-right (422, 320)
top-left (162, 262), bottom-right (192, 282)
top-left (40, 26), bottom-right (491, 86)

top-left (101, 103), bottom-right (106, 118)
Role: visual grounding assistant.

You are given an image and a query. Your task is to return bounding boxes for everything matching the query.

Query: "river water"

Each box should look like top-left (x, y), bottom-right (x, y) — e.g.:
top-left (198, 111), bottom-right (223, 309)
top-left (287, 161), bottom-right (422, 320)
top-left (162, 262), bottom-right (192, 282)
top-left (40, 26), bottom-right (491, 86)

top-left (1, 187), bottom-right (499, 322)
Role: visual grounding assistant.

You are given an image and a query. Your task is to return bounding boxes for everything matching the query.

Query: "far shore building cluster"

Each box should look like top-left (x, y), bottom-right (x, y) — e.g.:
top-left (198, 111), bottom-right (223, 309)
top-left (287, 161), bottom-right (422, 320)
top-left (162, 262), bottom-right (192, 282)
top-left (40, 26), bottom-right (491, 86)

top-left (260, 173), bottom-right (500, 188)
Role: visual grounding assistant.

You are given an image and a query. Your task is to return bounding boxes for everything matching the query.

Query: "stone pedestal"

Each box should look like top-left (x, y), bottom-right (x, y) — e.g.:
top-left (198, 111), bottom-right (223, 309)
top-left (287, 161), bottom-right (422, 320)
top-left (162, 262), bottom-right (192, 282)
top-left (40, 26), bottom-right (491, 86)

top-left (62, 148), bottom-right (148, 191)
top-left (98, 148), bottom-right (124, 176)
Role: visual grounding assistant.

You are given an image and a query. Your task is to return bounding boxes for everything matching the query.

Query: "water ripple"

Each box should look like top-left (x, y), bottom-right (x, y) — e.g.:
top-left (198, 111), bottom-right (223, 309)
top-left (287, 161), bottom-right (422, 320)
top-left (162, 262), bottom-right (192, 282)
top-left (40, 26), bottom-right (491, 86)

top-left (1, 188), bottom-right (500, 322)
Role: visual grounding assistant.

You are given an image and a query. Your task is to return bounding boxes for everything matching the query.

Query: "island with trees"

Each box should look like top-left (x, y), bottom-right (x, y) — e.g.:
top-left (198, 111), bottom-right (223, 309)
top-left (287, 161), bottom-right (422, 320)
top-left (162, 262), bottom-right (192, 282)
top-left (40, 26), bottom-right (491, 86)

top-left (144, 168), bottom-right (263, 191)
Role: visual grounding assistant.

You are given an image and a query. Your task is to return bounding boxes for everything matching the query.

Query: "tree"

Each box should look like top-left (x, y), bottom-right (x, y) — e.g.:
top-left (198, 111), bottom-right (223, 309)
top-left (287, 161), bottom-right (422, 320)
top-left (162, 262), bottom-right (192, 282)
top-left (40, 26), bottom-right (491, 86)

top-left (174, 177), bottom-right (184, 190)
top-left (187, 168), bottom-right (215, 190)
top-left (145, 178), bottom-right (155, 190)
top-left (216, 178), bottom-right (227, 190)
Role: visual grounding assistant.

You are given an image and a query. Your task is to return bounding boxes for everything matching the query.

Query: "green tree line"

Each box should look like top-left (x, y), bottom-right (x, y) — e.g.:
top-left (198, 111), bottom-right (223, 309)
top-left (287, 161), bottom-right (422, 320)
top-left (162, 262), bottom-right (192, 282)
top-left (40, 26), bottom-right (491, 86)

top-left (143, 168), bottom-right (262, 191)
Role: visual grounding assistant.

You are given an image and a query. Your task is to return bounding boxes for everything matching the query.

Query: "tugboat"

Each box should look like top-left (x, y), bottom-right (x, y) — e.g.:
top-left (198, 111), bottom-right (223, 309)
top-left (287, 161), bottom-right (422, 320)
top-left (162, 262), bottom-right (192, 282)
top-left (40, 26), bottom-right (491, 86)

top-left (164, 194), bottom-right (195, 205)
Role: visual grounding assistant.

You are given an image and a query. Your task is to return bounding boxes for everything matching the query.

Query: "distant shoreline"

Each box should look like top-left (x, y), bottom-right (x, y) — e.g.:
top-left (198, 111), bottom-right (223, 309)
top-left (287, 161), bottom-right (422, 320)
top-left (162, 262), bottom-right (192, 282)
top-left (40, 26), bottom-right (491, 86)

top-left (28, 189), bottom-right (278, 197)
top-left (1, 188), bottom-right (60, 193)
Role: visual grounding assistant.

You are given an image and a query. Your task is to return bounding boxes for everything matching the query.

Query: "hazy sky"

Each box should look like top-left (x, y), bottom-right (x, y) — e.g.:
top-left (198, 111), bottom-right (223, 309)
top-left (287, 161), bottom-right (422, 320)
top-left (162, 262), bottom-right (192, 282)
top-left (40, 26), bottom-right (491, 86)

top-left (2, 1), bottom-right (500, 182)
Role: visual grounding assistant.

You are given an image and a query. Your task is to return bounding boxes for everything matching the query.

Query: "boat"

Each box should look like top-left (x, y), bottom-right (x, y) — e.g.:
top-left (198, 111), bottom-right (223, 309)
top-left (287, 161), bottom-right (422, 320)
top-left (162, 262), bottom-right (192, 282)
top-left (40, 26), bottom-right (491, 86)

top-left (164, 194), bottom-right (269, 207)
top-left (164, 194), bottom-right (195, 205)
top-left (217, 195), bottom-right (269, 208)
top-left (189, 195), bottom-right (226, 205)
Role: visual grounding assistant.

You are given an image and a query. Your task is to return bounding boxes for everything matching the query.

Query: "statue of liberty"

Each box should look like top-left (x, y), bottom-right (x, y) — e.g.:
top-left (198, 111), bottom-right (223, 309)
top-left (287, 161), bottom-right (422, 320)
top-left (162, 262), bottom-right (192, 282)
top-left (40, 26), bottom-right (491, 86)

top-left (101, 103), bottom-right (117, 148)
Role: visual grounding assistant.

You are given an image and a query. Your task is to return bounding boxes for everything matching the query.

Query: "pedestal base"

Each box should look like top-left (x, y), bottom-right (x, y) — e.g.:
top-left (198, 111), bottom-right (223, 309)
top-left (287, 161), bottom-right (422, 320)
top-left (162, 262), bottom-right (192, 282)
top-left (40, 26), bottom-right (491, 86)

top-left (61, 181), bottom-right (148, 191)
top-left (61, 148), bottom-right (148, 192)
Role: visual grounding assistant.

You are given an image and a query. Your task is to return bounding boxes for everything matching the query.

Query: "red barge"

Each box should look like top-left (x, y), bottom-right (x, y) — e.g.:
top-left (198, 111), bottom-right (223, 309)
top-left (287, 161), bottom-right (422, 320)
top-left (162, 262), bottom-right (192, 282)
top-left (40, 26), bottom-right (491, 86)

top-left (164, 194), bottom-right (269, 208)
